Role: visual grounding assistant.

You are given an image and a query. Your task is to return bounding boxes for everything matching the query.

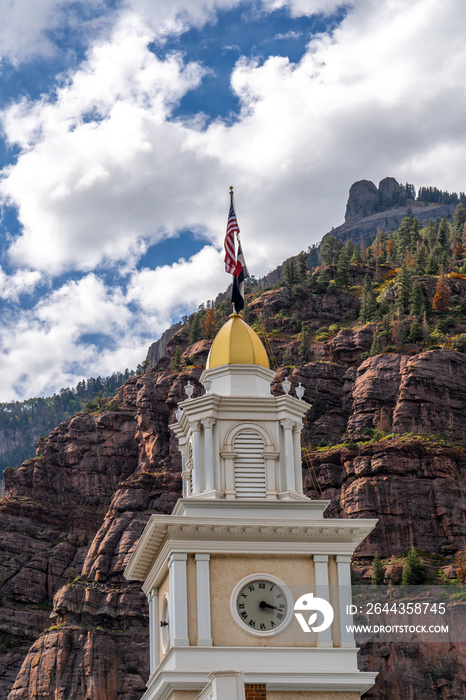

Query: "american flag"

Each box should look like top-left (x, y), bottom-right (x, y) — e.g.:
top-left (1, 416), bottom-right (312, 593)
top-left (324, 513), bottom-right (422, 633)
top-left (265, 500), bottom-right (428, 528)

top-left (224, 202), bottom-right (239, 274)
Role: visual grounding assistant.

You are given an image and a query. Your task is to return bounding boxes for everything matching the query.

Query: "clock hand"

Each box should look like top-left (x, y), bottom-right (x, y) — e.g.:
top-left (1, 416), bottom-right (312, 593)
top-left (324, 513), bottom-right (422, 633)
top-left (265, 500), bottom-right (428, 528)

top-left (259, 601), bottom-right (279, 611)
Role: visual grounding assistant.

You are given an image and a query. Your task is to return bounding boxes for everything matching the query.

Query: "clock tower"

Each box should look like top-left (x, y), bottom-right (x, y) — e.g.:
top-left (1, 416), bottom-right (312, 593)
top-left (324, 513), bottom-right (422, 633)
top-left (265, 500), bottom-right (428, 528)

top-left (125, 313), bottom-right (377, 700)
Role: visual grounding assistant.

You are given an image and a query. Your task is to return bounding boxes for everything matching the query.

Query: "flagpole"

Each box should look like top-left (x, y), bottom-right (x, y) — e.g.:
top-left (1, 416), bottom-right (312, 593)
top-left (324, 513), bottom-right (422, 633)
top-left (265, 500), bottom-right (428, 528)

top-left (224, 185), bottom-right (248, 316)
top-left (229, 186), bottom-right (237, 315)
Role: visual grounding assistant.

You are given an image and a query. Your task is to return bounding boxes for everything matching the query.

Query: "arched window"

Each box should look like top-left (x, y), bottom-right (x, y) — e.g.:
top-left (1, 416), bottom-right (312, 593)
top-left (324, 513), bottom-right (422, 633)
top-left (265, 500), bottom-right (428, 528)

top-left (233, 430), bottom-right (266, 499)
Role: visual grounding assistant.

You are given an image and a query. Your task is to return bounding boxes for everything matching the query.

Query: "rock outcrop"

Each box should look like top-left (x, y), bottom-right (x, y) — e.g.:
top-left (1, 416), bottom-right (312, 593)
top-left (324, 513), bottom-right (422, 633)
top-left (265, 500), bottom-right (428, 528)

top-left (346, 350), bottom-right (466, 441)
top-left (345, 180), bottom-right (378, 223)
top-left (145, 322), bottom-right (183, 368)
top-left (308, 438), bottom-right (466, 556)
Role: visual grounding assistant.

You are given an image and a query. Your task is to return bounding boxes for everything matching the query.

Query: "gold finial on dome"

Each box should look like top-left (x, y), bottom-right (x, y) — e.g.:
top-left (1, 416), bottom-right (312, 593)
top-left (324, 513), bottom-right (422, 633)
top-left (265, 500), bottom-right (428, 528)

top-left (206, 313), bottom-right (269, 369)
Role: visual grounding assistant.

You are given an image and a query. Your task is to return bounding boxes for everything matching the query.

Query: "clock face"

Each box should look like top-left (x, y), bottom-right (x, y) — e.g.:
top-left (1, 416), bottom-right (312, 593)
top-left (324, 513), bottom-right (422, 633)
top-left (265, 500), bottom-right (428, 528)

top-left (234, 577), bottom-right (291, 635)
top-left (160, 594), bottom-right (170, 653)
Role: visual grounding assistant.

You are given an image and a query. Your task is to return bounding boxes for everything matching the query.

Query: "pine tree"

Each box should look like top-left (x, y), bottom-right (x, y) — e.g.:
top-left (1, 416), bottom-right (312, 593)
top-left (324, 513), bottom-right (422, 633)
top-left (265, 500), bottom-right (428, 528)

top-left (396, 216), bottom-right (414, 255)
top-left (409, 218), bottom-right (422, 250)
top-left (298, 329), bottom-right (310, 364)
top-left (371, 551), bottom-right (385, 586)
top-left (437, 218), bottom-right (450, 250)
top-left (308, 244), bottom-right (319, 268)
top-left (351, 247), bottom-right (362, 264)
top-left (171, 345), bottom-right (182, 371)
top-left (415, 242), bottom-right (428, 274)
top-left (296, 251), bottom-right (309, 280)
top-left (189, 314), bottom-right (202, 344)
top-left (422, 311), bottom-right (429, 341)
top-left (369, 332), bottom-right (380, 356)
top-left (316, 268), bottom-right (330, 293)
top-left (408, 319), bottom-right (423, 342)
top-left (345, 240), bottom-right (356, 258)
top-left (453, 202), bottom-right (465, 237)
top-left (432, 266), bottom-right (451, 313)
top-left (426, 248), bottom-right (439, 275)
top-left (401, 546), bottom-right (425, 586)
top-left (426, 219), bottom-right (437, 248)
top-left (396, 265), bottom-right (412, 315)
top-left (320, 234), bottom-right (341, 265)
top-left (283, 258), bottom-right (298, 285)
top-left (409, 281), bottom-right (423, 317)
top-left (335, 246), bottom-right (350, 287)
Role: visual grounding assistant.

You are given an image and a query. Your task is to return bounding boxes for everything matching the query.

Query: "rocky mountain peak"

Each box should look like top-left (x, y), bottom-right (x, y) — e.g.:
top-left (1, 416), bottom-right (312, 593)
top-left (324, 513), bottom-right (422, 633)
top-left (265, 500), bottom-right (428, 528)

top-left (344, 179), bottom-right (378, 222)
top-left (378, 176), bottom-right (404, 199)
top-left (344, 176), bottom-right (406, 223)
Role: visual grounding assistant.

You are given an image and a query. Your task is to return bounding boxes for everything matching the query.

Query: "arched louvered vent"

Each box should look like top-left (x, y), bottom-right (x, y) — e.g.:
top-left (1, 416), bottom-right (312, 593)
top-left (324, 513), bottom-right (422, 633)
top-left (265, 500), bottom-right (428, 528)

top-left (233, 430), bottom-right (266, 499)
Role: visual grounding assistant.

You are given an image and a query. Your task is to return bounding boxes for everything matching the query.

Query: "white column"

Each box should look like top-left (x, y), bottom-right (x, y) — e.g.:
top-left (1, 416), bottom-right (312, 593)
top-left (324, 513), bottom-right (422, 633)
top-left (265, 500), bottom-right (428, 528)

top-left (263, 451), bottom-right (279, 499)
top-left (169, 553), bottom-right (189, 646)
top-left (336, 555), bottom-right (356, 648)
top-left (293, 423), bottom-right (304, 494)
top-left (148, 587), bottom-right (159, 674)
top-left (209, 671), bottom-right (246, 699)
top-left (221, 451), bottom-right (236, 499)
top-left (180, 445), bottom-right (191, 497)
top-left (314, 554), bottom-right (333, 648)
top-left (201, 418), bottom-right (216, 492)
top-left (195, 553), bottom-right (212, 646)
top-left (191, 422), bottom-right (203, 494)
top-left (281, 419), bottom-right (296, 492)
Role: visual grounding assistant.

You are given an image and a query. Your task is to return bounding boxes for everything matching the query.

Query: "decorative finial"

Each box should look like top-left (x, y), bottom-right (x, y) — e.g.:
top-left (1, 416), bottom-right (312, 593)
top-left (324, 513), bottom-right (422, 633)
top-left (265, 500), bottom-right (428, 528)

top-left (229, 185), bottom-right (234, 203)
top-left (281, 376), bottom-right (291, 394)
top-left (184, 381), bottom-right (194, 399)
top-left (296, 382), bottom-right (305, 400)
top-left (203, 378), bottom-right (212, 394)
top-left (175, 407), bottom-right (183, 421)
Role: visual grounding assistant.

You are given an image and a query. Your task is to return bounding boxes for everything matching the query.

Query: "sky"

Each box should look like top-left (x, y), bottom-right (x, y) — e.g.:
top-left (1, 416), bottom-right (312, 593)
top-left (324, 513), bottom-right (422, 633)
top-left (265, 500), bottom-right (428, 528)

top-left (0, 0), bottom-right (465, 401)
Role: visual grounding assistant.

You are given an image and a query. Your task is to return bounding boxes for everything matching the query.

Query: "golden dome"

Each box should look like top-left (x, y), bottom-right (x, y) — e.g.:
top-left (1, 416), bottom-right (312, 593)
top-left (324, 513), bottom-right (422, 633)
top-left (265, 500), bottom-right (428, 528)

top-left (206, 314), bottom-right (269, 369)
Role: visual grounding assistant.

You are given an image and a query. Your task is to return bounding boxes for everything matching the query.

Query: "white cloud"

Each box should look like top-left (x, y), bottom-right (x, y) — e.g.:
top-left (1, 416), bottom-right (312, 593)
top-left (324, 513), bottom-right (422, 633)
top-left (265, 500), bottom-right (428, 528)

top-left (263, 0), bottom-right (347, 15)
top-left (127, 246), bottom-right (227, 316)
top-left (0, 0), bottom-right (106, 63)
top-left (0, 273), bottom-right (144, 400)
top-left (1, 16), bottom-right (208, 274)
top-left (0, 266), bottom-right (41, 300)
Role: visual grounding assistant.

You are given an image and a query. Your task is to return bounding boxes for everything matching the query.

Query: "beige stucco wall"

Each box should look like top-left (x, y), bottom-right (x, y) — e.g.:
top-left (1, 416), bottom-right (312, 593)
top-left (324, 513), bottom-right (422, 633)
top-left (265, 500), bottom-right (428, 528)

top-left (268, 693), bottom-right (360, 700)
top-left (210, 553), bottom-right (315, 647)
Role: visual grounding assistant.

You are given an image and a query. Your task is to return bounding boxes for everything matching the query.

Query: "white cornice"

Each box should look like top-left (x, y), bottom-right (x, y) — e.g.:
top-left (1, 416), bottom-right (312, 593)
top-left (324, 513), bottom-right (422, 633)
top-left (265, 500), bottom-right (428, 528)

top-left (172, 497), bottom-right (329, 516)
top-left (170, 393), bottom-right (311, 437)
top-left (126, 513), bottom-right (377, 583)
top-left (141, 647), bottom-right (378, 700)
